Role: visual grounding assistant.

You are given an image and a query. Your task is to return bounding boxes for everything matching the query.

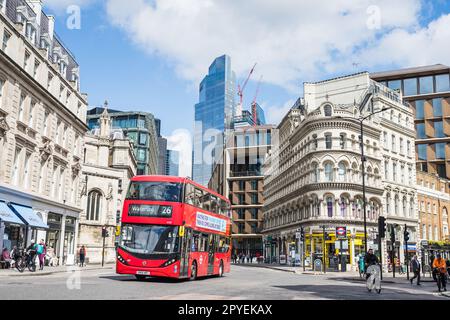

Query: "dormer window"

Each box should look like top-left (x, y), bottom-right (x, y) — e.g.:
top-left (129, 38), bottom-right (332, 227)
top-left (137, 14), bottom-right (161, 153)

top-left (324, 104), bottom-right (332, 116)
top-left (60, 61), bottom-right (67, 76)
top-left (0, 0), bottom-right (6, 14)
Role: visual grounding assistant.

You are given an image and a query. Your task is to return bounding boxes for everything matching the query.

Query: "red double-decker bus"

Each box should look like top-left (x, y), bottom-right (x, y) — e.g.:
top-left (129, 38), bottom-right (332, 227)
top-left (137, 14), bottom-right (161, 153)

top-left (116, 176), bottom-right (232, 280)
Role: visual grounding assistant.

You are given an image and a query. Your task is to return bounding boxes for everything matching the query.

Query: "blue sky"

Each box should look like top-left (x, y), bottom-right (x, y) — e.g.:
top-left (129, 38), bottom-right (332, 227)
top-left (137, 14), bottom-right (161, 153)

top-left (43, 0), bottom-right (450, 175)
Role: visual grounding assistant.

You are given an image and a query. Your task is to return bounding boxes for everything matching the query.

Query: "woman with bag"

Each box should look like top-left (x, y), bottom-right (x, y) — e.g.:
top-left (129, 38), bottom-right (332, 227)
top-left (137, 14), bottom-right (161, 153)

top-left (37, 239), bottom-right (46, 270)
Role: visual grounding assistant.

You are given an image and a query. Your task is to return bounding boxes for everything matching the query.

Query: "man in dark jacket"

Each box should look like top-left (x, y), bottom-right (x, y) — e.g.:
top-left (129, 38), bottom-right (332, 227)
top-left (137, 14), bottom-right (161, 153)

top-left (364, 249), bottom-right (379, 279)
top-left (410, 255), bottom-right (421, 285)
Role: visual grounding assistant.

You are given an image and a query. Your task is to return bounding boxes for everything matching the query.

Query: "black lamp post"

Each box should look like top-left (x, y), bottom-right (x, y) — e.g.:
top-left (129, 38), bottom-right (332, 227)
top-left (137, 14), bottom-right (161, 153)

top-left (337, 104), bottom-right (393, 254)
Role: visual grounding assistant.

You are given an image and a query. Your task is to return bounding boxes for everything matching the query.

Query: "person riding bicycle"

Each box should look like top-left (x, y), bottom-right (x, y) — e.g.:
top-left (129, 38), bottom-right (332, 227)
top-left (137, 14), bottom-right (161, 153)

top-left (364, 249), bottom-right (379, 279)
top-left (432, 253), bottom-right (447, 292)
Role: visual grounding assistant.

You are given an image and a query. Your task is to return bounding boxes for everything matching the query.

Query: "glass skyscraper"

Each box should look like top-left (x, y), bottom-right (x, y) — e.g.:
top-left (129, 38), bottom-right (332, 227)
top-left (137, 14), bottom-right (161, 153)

top-left (193, 55), bottom-right (236, 186)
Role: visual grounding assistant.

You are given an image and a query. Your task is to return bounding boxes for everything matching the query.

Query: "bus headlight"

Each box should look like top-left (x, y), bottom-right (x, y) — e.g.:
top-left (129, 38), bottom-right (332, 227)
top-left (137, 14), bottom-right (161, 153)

top-left (117, 253), bottom-right (128, 265)
top-left (160, 258), bottom-right (177, 268)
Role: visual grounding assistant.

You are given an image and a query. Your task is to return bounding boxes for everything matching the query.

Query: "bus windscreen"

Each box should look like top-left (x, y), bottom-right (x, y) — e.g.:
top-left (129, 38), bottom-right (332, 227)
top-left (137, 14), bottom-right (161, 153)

top-left (126, 181), bottom-right (182, 202)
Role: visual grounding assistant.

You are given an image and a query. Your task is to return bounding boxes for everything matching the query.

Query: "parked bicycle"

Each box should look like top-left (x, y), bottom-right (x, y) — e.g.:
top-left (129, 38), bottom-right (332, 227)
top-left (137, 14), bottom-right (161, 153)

top-left (13, 248), bottom-right (37, 273)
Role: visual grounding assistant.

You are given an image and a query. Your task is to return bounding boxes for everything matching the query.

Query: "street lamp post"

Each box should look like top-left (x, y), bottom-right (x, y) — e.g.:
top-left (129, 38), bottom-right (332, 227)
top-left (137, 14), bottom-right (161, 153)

top-left (338, 104), bottom-right (393, 254)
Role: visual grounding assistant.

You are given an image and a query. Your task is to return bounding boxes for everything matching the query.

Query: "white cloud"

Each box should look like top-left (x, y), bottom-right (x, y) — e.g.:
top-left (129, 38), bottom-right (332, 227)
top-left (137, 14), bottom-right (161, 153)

top-left (103, 0), bottom-right (439, 91)
top-left (263, 99), bottom-right (295, 126)
top-left (355, 13), bottom-right (450, 69)
top-left (166, 129), bottom-right (192, 177)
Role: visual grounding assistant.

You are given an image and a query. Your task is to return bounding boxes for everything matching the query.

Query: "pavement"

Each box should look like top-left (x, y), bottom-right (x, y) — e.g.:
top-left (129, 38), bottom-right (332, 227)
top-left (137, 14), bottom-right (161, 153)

top-left (0, 263), bottom-right (115, 277)
top-left (0, 264), bottom-right (448, 300)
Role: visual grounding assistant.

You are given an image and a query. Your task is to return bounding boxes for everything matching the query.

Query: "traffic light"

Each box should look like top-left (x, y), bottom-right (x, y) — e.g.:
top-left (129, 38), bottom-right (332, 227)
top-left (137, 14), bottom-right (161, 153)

top-left (404, 229), bottom-right (410, 242)
top-left (390, 225), bottom-right (396, 244)
top-left (378, 216), bottom-right (387, 238)
top-left (102, 226), bottom-right (109, 238)
top-left (300, 227), bottom-right (305, 242)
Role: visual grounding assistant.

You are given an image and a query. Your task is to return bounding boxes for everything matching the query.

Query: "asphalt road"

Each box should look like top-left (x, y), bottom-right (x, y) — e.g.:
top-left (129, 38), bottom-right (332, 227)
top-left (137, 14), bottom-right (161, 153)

top-left (0, 265), bottom-right (447, 300)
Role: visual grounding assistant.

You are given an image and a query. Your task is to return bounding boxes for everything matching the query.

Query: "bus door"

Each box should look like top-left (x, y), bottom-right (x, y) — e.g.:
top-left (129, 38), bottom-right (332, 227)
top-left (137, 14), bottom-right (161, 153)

top-left (207, 234), bottom-right (216, 275)
top-left (179, 227), bottom-right (191, 278)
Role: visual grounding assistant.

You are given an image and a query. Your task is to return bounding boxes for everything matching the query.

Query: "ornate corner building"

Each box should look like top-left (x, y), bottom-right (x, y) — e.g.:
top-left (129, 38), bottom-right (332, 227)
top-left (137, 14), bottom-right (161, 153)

top-left (262, 72), bottom-right (417, 270)
top-left (0, 0), bottom-right (87, 265)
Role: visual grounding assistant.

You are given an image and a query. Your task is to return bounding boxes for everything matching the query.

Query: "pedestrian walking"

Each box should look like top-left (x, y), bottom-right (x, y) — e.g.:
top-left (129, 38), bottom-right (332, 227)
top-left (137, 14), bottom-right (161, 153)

top-left (364, 249), bottom-right (379, 279)
top-left (410, 255), bottom-right (421, 285)
top-left (432, 253), bottom-right (447, 292)
top-left (79, 245), bottom-right (86, 267)
top-left (37, 239), bottom-right (46, 270)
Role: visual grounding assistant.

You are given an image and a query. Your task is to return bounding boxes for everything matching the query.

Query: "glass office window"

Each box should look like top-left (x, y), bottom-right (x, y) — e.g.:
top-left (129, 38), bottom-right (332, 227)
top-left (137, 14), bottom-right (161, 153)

top-left (435, 74), bottom-right (450, 92)
top-left (138, 133), bottom-right (147, 145)
top-left (416, 123), bottom-right (426, 139)
top-left (435, 143), bottom-right (446, 159)
top-left (137, 117), bottom-right (146, 129)
top-left (137, 148), bottom-right (147, 161)
top-left (435, 121), bottom-right (444, 138)
top-left (388, 80), bottom-right (401, 91)
top-left (415, 100), bottom-right (425, 119)
top-left (403, 78), bottom-right (418, 96)
top-left (437, 164), bottom-right (446, 178)
top-left (417, 144), bottom-right (427, 160)
top-left (432, 98), bottom-right (443, 117)
top-left (419, 76), bottom-right (434, 94)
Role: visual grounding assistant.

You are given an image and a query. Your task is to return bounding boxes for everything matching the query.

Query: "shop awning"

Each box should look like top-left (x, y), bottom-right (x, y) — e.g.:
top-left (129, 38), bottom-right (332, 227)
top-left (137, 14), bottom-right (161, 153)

top-left (0, 201), bottom-right (25, 226)
top-left (10, 204), bottom-right (48, 229)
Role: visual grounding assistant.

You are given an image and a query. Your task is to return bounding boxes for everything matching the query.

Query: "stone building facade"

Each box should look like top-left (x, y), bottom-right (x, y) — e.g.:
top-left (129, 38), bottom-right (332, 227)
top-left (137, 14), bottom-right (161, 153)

top-left (416, 171), bottom-right (450, 242)
top-left (262, 72), bottom-right (417, 270)
top-left (0, 0), bottom-right (87, 265)
top-left (79, 109), bottom-right (137, 264)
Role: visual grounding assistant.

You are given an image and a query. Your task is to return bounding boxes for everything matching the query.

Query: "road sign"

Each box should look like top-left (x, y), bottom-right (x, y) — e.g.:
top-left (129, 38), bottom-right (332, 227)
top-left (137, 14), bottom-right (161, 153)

top-left (335, 240), bottom-right (348, 250)
top-left (336, 226), bottom-right (347, 239)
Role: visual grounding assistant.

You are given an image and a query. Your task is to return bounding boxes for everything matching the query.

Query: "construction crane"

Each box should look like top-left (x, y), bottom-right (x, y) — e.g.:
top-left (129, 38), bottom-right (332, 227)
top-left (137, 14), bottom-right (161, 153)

top-left (252, 75), bottom-right (263, 126)
top-left (237, 63), bottom-right (257, 107)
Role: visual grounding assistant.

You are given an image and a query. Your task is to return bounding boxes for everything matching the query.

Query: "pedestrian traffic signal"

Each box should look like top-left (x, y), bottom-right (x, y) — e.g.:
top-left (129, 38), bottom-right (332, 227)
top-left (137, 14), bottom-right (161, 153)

top-left (102, 226), bottom-right (109, 238)
top-left (378, 216), bottom-right (387, 238)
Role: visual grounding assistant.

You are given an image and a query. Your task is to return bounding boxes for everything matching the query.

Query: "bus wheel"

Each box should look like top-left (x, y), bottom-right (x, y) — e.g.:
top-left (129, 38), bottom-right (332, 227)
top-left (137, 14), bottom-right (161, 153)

top-left (135, 275), bottom-right (147, 281)
top-left (190, 261), bottom-right (198, 281)
top-left (218, 261), bottom-right (224, 277)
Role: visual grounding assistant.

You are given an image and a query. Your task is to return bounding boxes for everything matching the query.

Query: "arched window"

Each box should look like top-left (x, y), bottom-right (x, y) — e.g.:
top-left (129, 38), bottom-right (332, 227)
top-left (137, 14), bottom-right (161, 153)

top-left (394, 194), bottom-right (399, 216)
top-left (409, 198), bottom-right (414, 217)
top-left (324, 105), bottom-right (332, 117)
top-left (338, 162), bottom-right (347, 182)
top-left (340, 197), bottom-right (347, 217)
top-left (326, 196), bottom-right (334, 217)
top-left (324, 163), bottom-right (333, 182)
top-left (312, 163), bottom-right (319, 182)
top-left (87, 190), bottom-right (102, 221)
top-left (402, 197), bottom-right (407, 217)
top-left (312, 134), bottom-right (318, 150)
top-left (386, 193), bottom-right (391, 214)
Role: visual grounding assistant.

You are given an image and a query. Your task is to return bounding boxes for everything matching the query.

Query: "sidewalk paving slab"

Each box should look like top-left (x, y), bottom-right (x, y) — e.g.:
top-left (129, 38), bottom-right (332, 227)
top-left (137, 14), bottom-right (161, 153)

top-left (0, 264), bottom-right (115, 277)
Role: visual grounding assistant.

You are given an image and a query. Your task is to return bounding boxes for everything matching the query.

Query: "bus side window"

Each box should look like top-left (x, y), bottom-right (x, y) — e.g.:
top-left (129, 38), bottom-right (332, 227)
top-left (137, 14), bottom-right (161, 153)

top-left (210, 195), bottom-right (219, 214)
top-left (203, 193), bottom-right (211, 211)
top-left (191, 232), bottom-right (199, 252)
top-left (200, 233), bottom-right (208, 252)
top-left (194, 188), bottom-right (203, 209)
top-left (185, 183), bottom-right (195, 205)
top-left (220, 199), bottom-right (229, 216)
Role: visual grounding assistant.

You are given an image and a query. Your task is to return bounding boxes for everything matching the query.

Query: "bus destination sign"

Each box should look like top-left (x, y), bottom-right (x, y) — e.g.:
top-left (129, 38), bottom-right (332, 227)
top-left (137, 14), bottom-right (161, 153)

top-left (128, 204), bottom-right (173, 218)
